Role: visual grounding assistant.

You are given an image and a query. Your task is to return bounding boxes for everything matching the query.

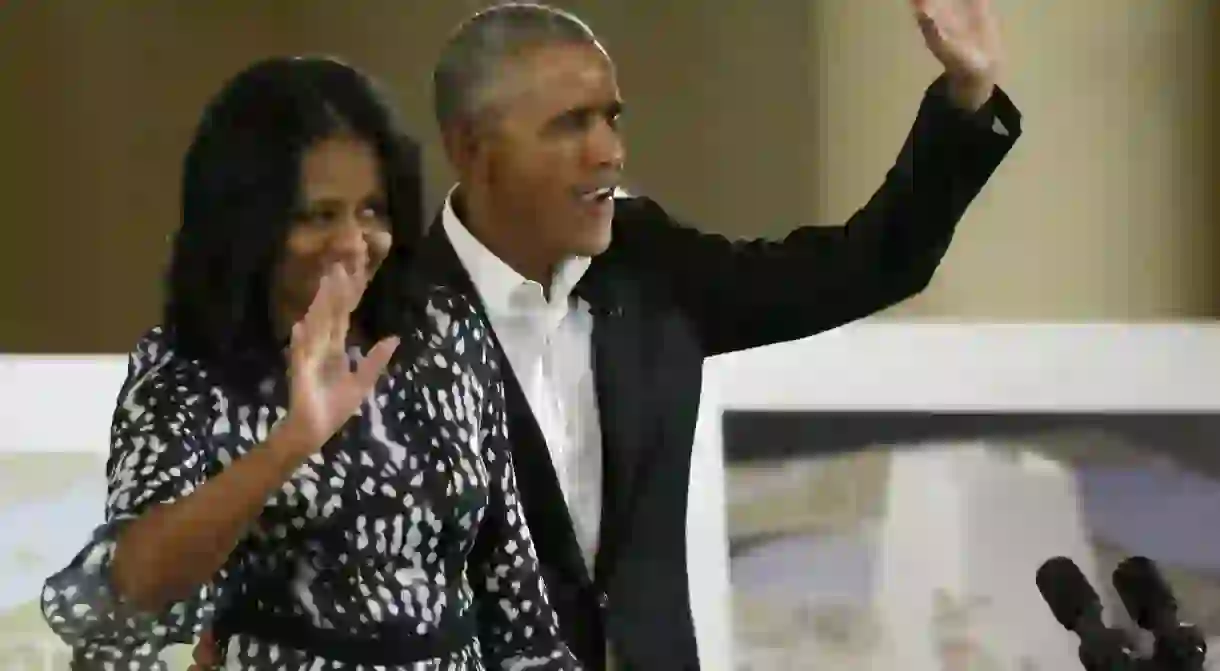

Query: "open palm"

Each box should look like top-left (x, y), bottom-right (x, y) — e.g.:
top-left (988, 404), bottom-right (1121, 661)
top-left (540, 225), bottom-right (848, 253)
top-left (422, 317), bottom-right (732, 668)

top-left (911, 0), bottom-right (1001, 83)
top-left (288, 265), bottom-right (399, 449)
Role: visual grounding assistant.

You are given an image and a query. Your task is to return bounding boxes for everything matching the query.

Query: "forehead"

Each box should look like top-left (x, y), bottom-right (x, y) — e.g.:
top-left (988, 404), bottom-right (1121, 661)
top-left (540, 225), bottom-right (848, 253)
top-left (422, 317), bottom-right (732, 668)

top-left (299, 135), bottom-right (381, 197)
top-left (493, 42), bottom-right (619, 121)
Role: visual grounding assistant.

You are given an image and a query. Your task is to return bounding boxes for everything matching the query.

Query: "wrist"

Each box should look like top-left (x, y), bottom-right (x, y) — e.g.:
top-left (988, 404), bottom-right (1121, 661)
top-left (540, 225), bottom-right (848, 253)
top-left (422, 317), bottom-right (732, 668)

top-left (945, 73), bottom-right (995, 113)
top-left (268, 415), bottom-right (324, 465)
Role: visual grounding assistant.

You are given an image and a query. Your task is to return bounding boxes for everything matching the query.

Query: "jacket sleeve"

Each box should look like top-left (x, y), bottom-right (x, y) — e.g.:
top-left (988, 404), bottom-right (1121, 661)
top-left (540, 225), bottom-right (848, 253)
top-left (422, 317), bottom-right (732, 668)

top-left (613, 76), bottom-right (1022, 356)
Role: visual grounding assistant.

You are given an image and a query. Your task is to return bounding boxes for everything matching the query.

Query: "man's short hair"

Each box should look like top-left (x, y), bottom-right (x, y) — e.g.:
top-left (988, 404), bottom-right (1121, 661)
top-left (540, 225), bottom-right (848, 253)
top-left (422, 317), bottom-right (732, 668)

top-left (432, 3), bottom-right (601, 128)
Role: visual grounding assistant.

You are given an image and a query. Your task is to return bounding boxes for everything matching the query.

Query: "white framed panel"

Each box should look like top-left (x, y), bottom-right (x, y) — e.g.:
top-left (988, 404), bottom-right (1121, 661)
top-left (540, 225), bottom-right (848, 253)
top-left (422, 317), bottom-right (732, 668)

top-left (6, 322), bottom-right (1220, 670)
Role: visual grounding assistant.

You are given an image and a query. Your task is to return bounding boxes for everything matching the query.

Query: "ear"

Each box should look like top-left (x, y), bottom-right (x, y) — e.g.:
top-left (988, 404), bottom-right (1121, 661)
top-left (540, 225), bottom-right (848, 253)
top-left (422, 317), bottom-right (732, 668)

top-left (441, 120), bottom-right (482, 176)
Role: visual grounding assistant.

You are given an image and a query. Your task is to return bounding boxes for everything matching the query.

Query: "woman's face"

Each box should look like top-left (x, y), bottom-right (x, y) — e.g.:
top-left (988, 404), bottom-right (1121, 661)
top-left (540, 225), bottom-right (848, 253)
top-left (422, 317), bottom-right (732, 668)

top-left (273, 134), bottom-right (392, 334)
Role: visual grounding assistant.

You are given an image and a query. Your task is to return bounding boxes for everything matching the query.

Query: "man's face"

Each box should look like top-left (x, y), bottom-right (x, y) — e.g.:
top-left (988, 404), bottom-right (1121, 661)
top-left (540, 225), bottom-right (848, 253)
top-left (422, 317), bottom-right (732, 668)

top-left (466, 41), bottom-right (625, 262)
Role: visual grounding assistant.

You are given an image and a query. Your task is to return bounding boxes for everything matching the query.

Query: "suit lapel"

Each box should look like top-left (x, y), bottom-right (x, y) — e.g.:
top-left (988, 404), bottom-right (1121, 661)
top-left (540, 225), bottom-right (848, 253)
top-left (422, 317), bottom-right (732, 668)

top-left (417, 216), bottom-right (653, 588)
top-left (577, 262), bottom-right (649, 586)
top-left (416, 221), bottom-right (592, 585)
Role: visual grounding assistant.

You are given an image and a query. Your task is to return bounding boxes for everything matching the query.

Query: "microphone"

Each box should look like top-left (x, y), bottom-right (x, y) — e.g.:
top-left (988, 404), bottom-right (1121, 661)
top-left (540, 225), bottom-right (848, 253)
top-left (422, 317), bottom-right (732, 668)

top-left (589, 304), bottom-right (622, 318)
top-left (1037, 556), bottom-right (1139, 670)
top-left (1113, 556), bottom-right (1207, 670)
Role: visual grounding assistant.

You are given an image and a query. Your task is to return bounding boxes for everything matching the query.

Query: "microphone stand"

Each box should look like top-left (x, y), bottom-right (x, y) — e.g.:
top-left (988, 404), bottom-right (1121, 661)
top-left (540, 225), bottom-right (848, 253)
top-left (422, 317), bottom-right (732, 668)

top-left (1112, 556), bottom-right (1208, 671)
top-left (1070, 622), bottom-right (1204, 670)
top-left (1036, 555), bottom-right (1207, 671)
top-left (1070, 620), bottom-right (1141, 671)
top-left (1145, 624), bottom-right (1207, 671)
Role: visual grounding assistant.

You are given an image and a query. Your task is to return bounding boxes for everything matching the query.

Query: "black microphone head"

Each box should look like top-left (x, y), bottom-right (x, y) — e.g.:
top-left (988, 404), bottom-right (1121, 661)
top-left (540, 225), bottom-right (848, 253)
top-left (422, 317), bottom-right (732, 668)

top-left (1113, 556), bottom-right (1177, 631)
top-left (1037, 556), bottom-right (1101, 631)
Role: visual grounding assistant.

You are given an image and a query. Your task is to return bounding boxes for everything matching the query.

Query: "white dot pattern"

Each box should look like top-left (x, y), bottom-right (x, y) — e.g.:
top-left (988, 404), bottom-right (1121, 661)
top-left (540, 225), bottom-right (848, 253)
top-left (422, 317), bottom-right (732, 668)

top-left (40, 289), bottom-right (579, 670)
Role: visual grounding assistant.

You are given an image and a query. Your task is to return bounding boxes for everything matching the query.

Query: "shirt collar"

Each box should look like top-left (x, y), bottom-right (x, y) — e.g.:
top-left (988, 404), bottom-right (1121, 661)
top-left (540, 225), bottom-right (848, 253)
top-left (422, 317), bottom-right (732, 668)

top-left (441, 185), bottom-right (591, 316)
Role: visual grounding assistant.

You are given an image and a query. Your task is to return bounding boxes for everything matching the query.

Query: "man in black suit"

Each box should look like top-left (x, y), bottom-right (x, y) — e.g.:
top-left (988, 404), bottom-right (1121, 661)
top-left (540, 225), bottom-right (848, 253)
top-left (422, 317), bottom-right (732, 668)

top-left (423, 2), bottom-right (1019, 669)
top-left (193, 1), bottom-right (1020, 669)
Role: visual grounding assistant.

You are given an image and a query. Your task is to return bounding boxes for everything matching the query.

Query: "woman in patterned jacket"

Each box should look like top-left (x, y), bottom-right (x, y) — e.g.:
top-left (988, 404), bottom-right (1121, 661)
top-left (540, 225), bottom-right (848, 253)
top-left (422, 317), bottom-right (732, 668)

top-left (40, 56), bottom-right (579, 671)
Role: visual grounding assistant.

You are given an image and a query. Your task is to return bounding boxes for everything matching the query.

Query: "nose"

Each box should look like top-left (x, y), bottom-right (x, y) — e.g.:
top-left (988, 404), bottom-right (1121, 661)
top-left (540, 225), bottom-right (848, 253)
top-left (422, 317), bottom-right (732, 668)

top-left (587, 118), bottom-right (624, 170)
top-left (327, 216), bottom-right (369, 274)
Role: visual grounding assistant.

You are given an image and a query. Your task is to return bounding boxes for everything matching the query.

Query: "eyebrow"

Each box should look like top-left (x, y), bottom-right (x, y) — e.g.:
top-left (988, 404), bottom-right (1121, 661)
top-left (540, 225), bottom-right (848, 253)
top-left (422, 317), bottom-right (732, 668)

top-left (549, 99), bottom-right (623, 128)
top-left (297, 193), bottom-right (385, 210)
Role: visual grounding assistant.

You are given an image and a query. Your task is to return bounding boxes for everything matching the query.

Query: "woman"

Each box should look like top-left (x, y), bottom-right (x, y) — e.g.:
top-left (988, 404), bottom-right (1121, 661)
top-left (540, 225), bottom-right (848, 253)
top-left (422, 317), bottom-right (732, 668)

top-left (40, 56), bottom-right (579, 671)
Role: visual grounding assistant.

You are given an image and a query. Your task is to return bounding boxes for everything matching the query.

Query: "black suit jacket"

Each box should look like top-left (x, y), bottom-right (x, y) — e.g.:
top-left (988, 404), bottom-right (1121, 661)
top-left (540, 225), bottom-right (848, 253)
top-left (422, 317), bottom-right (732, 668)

top-left (416, 77), bottom-right (1022, 670)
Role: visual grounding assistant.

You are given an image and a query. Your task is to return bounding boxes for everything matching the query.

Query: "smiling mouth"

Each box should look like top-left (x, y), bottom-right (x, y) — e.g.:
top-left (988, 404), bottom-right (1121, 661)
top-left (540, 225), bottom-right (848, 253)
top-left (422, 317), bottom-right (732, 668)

top-left (577, 186), bottom-right (615, 203)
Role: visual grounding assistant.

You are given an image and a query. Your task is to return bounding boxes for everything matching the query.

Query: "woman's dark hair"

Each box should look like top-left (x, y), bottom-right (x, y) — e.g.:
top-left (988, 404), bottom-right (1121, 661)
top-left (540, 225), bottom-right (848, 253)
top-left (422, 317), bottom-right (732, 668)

top-left (165, 56), bottom-right (423, 397)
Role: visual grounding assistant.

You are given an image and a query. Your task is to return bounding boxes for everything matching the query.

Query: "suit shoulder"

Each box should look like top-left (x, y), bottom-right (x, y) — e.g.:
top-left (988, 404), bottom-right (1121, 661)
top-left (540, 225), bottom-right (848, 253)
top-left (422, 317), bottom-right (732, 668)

top-left (609, 194), bottom-right (680, 257)
top-left (611, 193), bottom-right (668, 226)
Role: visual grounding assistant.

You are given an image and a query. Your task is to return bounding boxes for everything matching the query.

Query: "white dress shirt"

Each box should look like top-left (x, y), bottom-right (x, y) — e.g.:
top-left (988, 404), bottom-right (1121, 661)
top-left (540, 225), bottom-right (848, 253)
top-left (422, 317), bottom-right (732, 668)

top-left (442, 192), bottom-right (604, 573)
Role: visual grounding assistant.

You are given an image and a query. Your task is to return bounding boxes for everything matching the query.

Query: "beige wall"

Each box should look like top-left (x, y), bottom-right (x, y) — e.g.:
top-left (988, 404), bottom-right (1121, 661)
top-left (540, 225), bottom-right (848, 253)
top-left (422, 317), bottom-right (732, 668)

top-left (812, 2), bottom-right (1218, 318)
top-left (1, 1), bottom-right (1216, 353)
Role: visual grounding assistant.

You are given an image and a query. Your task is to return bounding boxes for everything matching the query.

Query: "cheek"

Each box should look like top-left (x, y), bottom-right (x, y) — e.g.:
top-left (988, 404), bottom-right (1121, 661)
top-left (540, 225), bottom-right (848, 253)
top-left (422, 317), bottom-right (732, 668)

top-left (277, 232), bottom-right (324, 293)
top-left (367, 231), bottom-right (393, 270)
top-left (506, 162), bottom-right (567, 216)
top-left (489, 143), bottom-right (562, 204)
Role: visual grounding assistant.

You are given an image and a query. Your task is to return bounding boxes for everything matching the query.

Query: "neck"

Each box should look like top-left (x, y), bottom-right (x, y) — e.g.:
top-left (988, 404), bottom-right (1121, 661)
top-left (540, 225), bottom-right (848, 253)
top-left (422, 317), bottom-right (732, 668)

top-left (457, 187), bottom-right (557, 287)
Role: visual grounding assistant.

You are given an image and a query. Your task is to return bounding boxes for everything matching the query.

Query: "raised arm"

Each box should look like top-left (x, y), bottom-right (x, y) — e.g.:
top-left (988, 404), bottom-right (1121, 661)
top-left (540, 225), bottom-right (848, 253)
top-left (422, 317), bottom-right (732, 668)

top-left (611, 77), bottom-right (1020, 357)
top-left (468, 357), bottom-right (581, 670)
top-left (608, 1), bottom-right (1017, 356)
top-left (43, 271), bottom-right (397, 666)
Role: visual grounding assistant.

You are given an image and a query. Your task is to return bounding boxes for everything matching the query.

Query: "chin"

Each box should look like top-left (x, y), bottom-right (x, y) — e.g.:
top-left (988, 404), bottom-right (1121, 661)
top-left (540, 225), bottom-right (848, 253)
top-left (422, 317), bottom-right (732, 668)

top-left (573, 226), bottom-right (613, 257)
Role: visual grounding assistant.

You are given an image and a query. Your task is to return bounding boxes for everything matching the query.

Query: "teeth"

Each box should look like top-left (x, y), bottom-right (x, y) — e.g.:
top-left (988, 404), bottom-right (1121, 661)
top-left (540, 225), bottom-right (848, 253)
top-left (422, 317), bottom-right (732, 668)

top-left (581, 187), bottom-right (613, 201)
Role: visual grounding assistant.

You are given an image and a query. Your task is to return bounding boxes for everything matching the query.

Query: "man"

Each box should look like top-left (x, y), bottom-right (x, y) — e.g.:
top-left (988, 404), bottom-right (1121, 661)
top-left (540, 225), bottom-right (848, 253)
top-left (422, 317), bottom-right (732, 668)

top-left (195, 1), bottom-right (1020, 668)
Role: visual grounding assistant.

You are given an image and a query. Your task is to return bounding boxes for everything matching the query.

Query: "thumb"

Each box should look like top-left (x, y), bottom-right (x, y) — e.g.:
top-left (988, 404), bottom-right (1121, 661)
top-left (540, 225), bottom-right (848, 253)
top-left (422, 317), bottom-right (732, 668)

top-left (910, 0), bottom-right (952, 50)
top-left (353, 336), bottom-right (400, 389)
top-left (915, 10), bottom-right (944, 49)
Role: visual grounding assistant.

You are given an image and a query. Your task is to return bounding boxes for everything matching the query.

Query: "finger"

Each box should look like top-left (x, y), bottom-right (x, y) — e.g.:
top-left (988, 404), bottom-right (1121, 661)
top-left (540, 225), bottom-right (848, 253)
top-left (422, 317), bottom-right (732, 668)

top-left (353, 336), bottom-right (400, 390)
top-left (914, 4), bottom-right (948, 51)
top-left (327, 265), bottom-right (351, 353)
top-left (916, 0), bottom-right (965, 40)
top-left (916, 12), bottom-right (941, 46)
top-left (289, 317), bottom-right (316, 375)
top-left (339, 264), bottom-right (364, 315)
top-left (299, 272), bottom-right (332, 359)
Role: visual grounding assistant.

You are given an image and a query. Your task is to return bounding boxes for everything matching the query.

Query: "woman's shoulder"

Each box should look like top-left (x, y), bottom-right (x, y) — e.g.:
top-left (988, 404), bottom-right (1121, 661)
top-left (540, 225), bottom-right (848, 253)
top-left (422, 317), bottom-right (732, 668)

top-left (126, 326), bottom-right (198, 373)
top-left (118, 326), bottom-right (216, 408)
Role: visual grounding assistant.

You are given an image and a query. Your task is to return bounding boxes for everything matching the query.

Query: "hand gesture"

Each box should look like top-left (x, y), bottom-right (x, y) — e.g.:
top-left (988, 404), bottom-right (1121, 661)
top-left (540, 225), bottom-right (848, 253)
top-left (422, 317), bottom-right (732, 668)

top-left (286, 264), bottom-right (399, 451)
top-left (911, 0), bottom-right (1002, 109)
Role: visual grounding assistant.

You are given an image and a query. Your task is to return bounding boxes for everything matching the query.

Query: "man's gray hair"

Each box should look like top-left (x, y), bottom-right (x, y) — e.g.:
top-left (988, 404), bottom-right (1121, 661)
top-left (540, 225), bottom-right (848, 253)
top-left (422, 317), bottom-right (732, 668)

top-left (433, 3), bottom-right (601, 128)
